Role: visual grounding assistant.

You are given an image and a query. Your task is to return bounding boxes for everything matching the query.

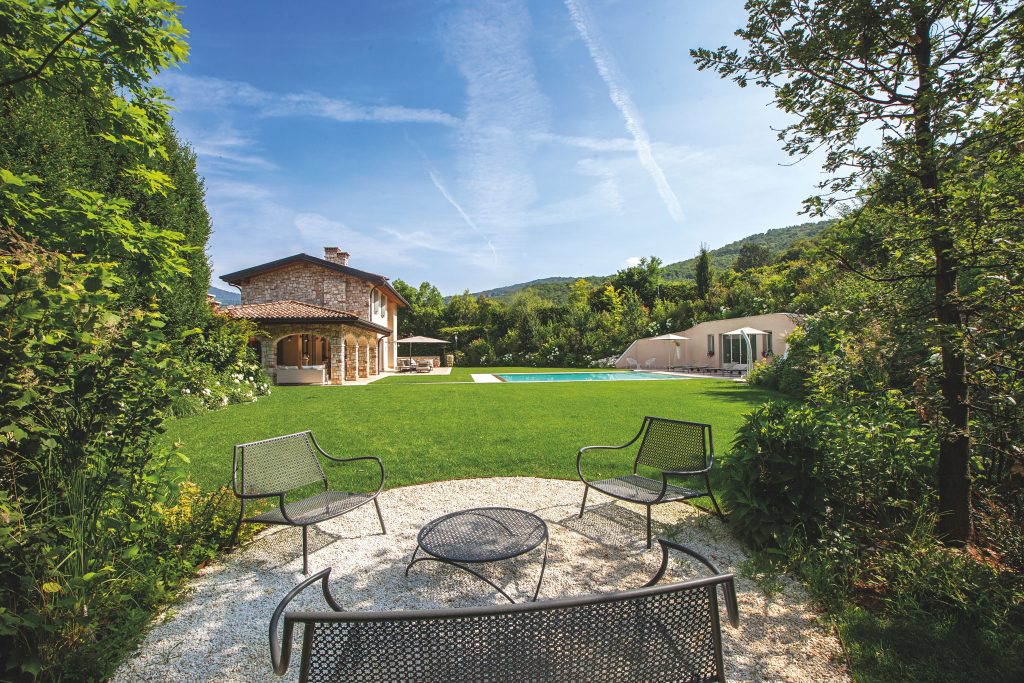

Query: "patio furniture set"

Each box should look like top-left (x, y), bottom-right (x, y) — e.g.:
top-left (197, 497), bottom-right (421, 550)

top-left (230, 418), bottom-right (736, 681)
top-left (622, 356), bottom-right (746, 376)
top-left (667, 361), bottom-right (746, 377)
top-left (397, 357), bottom-right (435, 373)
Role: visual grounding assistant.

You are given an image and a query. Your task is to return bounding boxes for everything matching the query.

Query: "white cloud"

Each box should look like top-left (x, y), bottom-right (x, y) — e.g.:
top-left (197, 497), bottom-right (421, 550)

top-left (445, 0), bottom-right (549, 235)
top-left (178, 122), bottom-right (277, 172)
top-left (428, 171), bottom-right (498, 264)
top-left (161, 72), bottom-right (459, 126)
top-left (265, 92), bottom-right (459, 126)
top-left (563, 0), bottom-right (685, 223)
top-left (532, 132), bottom-right (634, 152)
top-left (625, 256), bottom-right (642, 267)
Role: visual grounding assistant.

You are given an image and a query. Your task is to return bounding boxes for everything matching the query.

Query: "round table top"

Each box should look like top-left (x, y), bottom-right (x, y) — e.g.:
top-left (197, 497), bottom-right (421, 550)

top-left (417, 507), bottom-right (548, 563)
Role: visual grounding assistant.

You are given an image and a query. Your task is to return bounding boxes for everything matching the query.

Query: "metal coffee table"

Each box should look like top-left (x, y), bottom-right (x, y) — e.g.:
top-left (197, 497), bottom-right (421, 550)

top-left (405, 507), bottom-right (549, 603)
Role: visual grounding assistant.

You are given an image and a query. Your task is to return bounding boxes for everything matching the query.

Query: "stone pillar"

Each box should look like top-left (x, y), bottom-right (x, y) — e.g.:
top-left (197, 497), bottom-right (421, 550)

top-left (368, 342), bottom-right (378, 375)
top-left (344, 338), bottom-right (358, 381)
top-left (330, 337), bottom-right (344, 385)
top-left (261, 337), bottom-right (276, 383)
top-left (358, 339), bottom-right (369, 378)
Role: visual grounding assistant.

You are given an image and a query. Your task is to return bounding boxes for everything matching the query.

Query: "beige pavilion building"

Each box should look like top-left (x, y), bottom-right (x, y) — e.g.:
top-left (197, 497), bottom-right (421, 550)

top-left (615, 313), bottom-right (804, 371)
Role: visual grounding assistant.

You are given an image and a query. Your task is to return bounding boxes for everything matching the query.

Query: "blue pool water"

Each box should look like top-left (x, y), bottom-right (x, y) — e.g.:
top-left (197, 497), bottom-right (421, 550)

top-left (495, 371), bottom-right (684, 383)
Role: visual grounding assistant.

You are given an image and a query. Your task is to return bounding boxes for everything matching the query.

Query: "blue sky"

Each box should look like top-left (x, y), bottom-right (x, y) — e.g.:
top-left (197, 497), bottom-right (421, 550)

top-left (162, 0), bottom-right (826, 295)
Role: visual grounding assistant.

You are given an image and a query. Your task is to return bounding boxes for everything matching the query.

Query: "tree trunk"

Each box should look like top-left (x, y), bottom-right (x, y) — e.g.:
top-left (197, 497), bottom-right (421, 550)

top-left (913, 12), bottom-right (973, 545)
top-left (933, 230), bottom-right (973, 545)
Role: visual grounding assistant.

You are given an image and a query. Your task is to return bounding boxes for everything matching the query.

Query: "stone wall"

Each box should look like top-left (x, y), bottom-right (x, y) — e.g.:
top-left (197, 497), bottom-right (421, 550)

top-left (238, 262), bottom-right (382, 318)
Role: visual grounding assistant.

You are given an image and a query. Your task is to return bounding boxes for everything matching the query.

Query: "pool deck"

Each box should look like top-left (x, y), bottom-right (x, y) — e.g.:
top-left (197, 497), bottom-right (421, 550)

top-left (471, 370), bottom-right (742, 383)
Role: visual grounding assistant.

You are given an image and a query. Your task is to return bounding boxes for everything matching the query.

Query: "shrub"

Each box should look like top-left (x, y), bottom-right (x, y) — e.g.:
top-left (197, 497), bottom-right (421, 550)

top-left (724, 388), bottom-right (935, 551)
top-left (722, 401), bottom-right (827, 551)
top-left (0, 249), bottom-right (256, 680)
top-left (177, 314), bottom-right (270, 411)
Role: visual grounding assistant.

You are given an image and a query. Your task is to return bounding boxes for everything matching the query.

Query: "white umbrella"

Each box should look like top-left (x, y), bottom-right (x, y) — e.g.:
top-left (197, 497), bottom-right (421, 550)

top-left (647, 333), bottom-right (690, 364)
top-left (723, 327), bottom-right (767, 365)
top-left (722, 327), bottom-right (767, 337)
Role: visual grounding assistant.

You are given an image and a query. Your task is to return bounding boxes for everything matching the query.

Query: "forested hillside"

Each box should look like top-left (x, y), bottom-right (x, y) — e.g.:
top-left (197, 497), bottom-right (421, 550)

top-left (468, 219), bottom-right (830, 303)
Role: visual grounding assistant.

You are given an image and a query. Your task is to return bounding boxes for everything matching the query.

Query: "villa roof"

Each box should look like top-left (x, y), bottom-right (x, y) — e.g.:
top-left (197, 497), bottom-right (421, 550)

top-left (220, 253), bottom-right (409, 308)
top-left (223, 300), bottom-right (393, 335)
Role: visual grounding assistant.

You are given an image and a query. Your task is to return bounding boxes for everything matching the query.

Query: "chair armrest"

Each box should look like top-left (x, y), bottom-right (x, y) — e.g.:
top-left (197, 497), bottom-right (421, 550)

top-left (660, 466), bottom-right (712, 478)
top-left (577, 422), bottom-right (647, 483)
top-left (309, 434), bottom-right (386, 494)
top-left (644, 539), bottom-right (739, 628)
top-left (322, 455), bottom-right (386, 495)
top-left (577, 445), bottom-right (631, 483)
top-left (269, 568), bottom-right (343, 675)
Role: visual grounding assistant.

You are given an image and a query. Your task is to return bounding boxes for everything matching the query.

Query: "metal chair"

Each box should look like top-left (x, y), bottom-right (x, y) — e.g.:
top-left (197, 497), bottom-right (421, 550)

top-left (269, 538), bottom-right (739, 682)
top-left (577, 417), bottom-right (725, 547)
top-left (230, 431), bottom-right (386, 573)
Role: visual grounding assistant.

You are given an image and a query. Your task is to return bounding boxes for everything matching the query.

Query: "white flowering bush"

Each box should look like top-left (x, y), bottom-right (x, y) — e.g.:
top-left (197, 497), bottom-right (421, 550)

top-left (171, 315), bottom-right (270, 416)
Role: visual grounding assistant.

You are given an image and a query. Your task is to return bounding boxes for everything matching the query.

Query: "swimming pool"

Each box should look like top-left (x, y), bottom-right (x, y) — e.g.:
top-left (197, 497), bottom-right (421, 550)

top-left (494, 371), bottom-right (685, 383)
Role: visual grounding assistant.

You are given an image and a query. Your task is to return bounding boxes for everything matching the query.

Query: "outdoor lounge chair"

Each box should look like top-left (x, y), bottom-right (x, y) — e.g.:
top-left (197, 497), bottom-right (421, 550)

top-left (397, 358), bottom-right (415, 372)
top-left (230, 431), bottom-right (386, 574)
top-left (625, 357), bottom-right (639, 370)
top-left (415, 358), bottom-right (433, 373)
top-left (577, 416), bottom-right (725, 547)
top-left (269, 538), bottom-right (739, 682)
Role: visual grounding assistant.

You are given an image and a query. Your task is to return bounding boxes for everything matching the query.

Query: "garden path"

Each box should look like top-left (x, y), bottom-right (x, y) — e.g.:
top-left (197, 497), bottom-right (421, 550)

top-left (111, 478), bottom-right (849, 682)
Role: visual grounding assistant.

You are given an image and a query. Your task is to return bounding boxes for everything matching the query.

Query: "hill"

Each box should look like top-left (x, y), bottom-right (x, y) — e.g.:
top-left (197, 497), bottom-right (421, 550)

top-left (208, 286), bottom-right (241, 306)
top-left (469, 220), bottom-right (830, 304)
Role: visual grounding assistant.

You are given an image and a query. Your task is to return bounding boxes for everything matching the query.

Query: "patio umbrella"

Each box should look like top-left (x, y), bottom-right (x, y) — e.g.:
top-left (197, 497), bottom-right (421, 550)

top-left (648, 333), bottom-right (689, 362)
top-left (396, 335), bottom-right (450, 358)
top-left (722, 327), bottom-right (767, 365)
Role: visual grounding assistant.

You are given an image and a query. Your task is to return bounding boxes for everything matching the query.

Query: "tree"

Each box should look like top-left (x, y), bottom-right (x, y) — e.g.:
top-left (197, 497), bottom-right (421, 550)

top-left (693, 1), bottom-right (1024, 544)
top-left (611, 256), bottom-right (662, 308)
top-left (695, 244), bottom-right (712, 299)
top-left (733, 243), bottom-right (773, 271)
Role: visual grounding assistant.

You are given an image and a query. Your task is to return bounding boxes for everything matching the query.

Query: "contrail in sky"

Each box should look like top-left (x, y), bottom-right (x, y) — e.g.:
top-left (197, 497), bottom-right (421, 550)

top-left (428, 170), bottom-right (499, 264)
top-left (563, 0), bottom-right (685, 223)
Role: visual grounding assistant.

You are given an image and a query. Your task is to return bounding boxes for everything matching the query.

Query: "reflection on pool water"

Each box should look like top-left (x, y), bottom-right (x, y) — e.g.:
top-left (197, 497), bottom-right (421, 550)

top-left (494, 371), bottom-right (686, 383)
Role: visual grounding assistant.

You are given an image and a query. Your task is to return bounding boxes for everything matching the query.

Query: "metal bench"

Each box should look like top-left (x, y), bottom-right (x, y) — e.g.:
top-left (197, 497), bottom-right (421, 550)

top-left (578, 416), bottom-right (725, 547)
top-left (269, 539), bottom-right (739, 682)
top-left (230, 431), bottom-right (386, 574)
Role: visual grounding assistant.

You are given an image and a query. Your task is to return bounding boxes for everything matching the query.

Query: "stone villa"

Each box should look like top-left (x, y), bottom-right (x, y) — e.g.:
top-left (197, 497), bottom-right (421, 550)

top-left (221, 247), bottom-right (408, 385)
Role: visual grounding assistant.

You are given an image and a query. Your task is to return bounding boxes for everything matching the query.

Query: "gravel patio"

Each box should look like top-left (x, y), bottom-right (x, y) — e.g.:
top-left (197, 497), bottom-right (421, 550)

top-left (112, 477), bottom-right (849, 682)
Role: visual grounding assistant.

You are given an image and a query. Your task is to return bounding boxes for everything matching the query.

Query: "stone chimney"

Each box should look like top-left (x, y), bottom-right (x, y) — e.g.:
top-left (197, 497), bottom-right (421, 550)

top-left (323, 246), bottom-right (350, 266)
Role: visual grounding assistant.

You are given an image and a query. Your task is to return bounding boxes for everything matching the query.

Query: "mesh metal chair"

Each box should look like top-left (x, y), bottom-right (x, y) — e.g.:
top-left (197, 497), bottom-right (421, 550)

top-left (230, 431), bottom-right (386, 574)
top-left (577, 416), bottom-right (725, 547)
top-left (269, 538), bottom-right (739, 682)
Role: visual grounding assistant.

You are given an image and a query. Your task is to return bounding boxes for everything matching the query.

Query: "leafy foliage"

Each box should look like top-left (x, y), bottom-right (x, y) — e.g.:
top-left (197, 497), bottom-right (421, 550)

top-left (0, 2), bottom-right (256, 679)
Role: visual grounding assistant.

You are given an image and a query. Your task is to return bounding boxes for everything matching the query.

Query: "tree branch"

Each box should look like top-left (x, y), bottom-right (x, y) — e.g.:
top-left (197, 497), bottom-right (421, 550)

top-left (0, 9), bottom-right (102, 89)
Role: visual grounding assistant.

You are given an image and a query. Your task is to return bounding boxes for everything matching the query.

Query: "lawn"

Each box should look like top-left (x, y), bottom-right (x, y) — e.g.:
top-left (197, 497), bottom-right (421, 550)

top-left (163, 369), bottom-right (773, 494)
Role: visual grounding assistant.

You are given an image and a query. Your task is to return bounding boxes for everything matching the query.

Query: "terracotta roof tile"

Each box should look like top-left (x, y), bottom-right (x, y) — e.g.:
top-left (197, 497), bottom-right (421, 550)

top-left (223, 300), bottom-right (361, 321)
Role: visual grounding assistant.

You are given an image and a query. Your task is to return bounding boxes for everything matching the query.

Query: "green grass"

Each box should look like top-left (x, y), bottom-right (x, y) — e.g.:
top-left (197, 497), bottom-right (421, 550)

top-left (162, 370), bottom-right (771, 492)
top-left (834, 605), bottom-right (1024, 683)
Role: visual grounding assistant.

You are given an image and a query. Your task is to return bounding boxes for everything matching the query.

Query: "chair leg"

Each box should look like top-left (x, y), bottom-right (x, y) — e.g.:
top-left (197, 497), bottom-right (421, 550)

top-left (708, 491), bottom-right (726, 521)
top-left (373, 497), bottom-right (387, 534)
top-left (227, 516), bottom-right (242, 548)
top-left (705, 475), bottom-right (726, 521)
top-left (578, 485), bottom-right (589, 518)
top-left (302, 526), bottom-right (309, 575)
top-left (646, 505), bottom-right (652, 549)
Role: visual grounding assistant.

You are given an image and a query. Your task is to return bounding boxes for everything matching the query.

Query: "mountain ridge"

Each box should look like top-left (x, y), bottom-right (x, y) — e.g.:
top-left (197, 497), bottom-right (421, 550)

top-left (466, 220), bottom-right (830, 303)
